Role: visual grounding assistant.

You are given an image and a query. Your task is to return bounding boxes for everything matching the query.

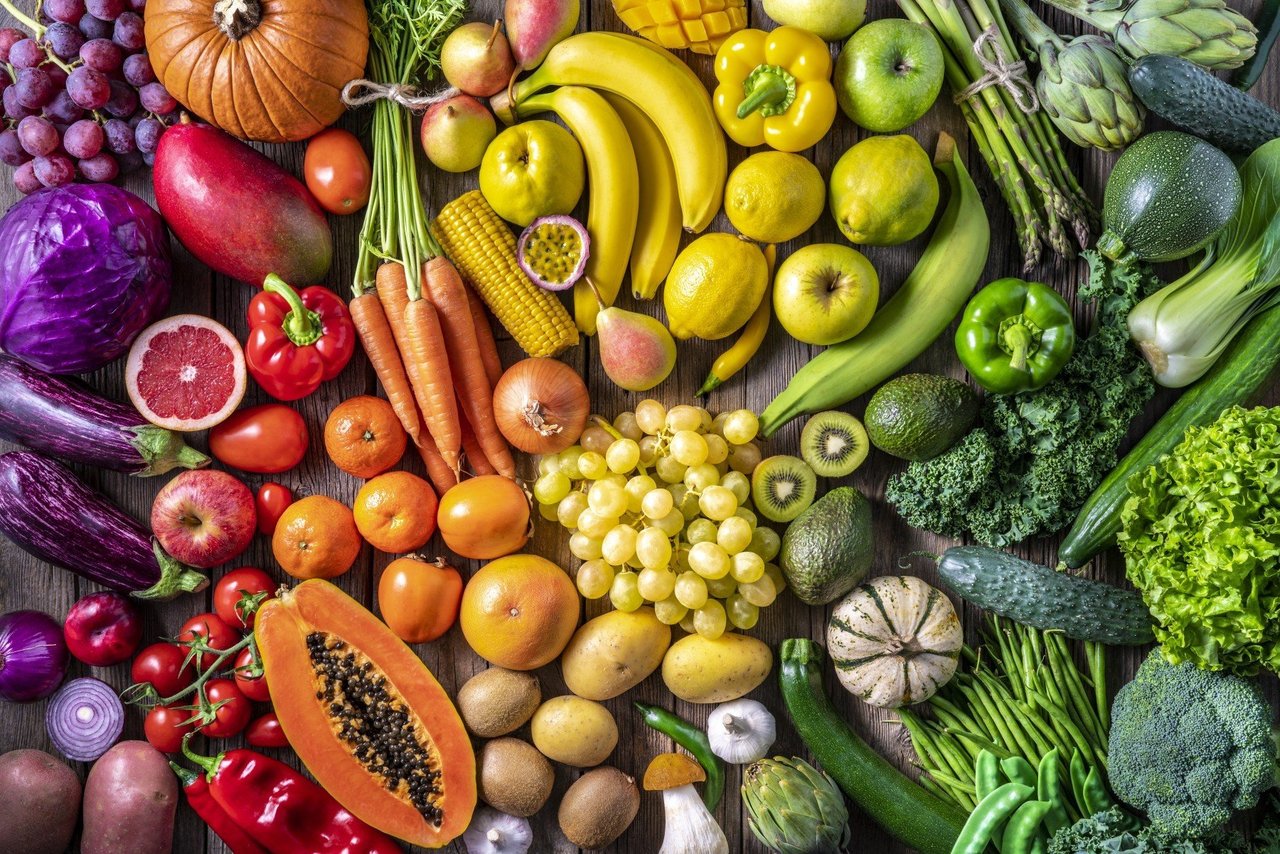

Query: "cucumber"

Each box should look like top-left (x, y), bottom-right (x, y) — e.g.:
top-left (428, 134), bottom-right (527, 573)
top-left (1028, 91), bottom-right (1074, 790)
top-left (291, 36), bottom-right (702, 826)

top-left (779, 638), bottom-right (966, 854)
top-left (1131, 54), bottom-right (1280, 153)
top-left (936, 546), bottom-right (1154, 645)
top-left (1059, 304), bottom-right (1280, 567)
top-left (1095, 131), bottom-right (1241, 265)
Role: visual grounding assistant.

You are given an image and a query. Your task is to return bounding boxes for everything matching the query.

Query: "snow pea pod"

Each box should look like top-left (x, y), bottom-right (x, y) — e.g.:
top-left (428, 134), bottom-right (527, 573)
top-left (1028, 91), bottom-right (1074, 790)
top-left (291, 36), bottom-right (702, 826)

top-left (1036, 749), bottom-right (1070, 835)
top-left (1001, 756), bottom-right (1037, 789)
top-left (952, 783), bottom-right (1034, 854)
top-left (1001, 800), bottom-right (1052, 854)
top-left (976, 750), bottom-right (1005, 801)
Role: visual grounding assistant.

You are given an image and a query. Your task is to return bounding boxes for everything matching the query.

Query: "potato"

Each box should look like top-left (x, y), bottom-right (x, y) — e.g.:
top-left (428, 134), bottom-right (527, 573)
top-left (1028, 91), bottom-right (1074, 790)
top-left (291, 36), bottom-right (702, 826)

top-left (531, 695), bottom-right (619, 767)
top-left (560, 607), bottom-right (670, 700)
top-left (0, 749), bottom-right (80, 854)
top-left (661, 632), bottom-right (773, 703)
top-left (82, 741), bottom-right (178, 854)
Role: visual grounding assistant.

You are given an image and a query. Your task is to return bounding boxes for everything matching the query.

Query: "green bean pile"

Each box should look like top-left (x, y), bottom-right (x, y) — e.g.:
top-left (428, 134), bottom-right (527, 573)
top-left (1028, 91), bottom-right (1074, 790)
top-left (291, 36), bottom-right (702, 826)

top-left (899, 617), bottom-right (1110, 815)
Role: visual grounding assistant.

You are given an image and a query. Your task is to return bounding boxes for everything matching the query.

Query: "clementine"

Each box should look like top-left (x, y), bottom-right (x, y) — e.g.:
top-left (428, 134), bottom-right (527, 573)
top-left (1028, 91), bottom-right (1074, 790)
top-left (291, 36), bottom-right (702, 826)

top-left (459, 554), bottom-right (579, 670)
top-left (272, 495), bottom-right (363, 580)
top-left (354, 471), bottom-right (438, 554)
top-left (324, 395), bottom-right (408, 479)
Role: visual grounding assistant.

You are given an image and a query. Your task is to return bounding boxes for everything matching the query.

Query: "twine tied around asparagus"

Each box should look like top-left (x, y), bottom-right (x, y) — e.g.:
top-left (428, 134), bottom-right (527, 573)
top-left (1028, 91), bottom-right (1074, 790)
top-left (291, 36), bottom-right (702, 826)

top-left (953, 26), bottom-right (1039, 113)
top-left (341, 80), bottom-right (459, 113)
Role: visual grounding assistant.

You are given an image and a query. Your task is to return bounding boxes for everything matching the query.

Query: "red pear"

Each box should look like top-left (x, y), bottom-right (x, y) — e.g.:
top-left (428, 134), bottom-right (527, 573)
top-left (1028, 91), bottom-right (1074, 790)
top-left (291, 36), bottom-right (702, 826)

top-left (505, 0), bottom-right (579, 70)
top-left (441, 21), bottom-right (517, 97)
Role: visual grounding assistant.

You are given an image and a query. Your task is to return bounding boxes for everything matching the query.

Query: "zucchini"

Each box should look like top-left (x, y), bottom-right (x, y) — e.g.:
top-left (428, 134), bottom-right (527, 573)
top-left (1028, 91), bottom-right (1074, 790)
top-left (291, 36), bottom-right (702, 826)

top-left (1059, 304), bottom-right (1280, 567)
top-left (936, 546), bottom-right (1154, 645)
top-left (779, 638), bottom-right (967, 854)
top-left (1130, 54), bottom-right (1280, 153)
top-left (1096, 130), bottom-right (1241, 264)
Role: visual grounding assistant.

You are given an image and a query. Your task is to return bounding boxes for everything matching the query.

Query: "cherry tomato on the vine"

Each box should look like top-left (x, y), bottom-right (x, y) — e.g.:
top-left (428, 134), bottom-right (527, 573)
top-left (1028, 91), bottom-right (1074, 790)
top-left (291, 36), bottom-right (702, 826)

top-left (233, 646), bottom-right (271, 703)
top-left (177, 613), bottom-right (240, 671)
top-left (201, 679), bottom-right (252, 738)
top-left (256, 483), bottom-right (294, 537)
top-left (131, 643), bottom-right (195, 699)
top-left (246, 712), bottom-right (288, 749)
top-left (144, 705), bottom-right (195, 754)
top-left (208, 404), bottom-right (309, 474)
top-left (213, 567), bottom-right (276, 631)
top-left (303, 128), bottom-right (371, 215)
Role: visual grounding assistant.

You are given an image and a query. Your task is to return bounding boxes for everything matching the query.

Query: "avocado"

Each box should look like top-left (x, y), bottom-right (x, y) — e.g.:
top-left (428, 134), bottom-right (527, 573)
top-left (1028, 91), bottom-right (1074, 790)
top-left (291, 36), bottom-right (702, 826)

top-left (779, 486), bottom-right (873, 605)
top-left (864, 373), bottom-right (979, 461)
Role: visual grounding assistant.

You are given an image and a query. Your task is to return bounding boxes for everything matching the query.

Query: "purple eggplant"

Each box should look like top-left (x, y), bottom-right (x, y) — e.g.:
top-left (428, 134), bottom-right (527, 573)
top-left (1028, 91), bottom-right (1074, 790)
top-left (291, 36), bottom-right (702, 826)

top-left (0, 452), bottom-right (207, 600)
top-left (0, 356), bottom-right (208, 476)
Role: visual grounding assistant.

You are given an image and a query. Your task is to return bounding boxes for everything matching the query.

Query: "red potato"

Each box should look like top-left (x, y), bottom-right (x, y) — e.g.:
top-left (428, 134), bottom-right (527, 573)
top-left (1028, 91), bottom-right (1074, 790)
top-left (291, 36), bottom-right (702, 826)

top-left (0, 749), bottom-right (80, 854)
top-left (82, 741), bottom-right (177, 854)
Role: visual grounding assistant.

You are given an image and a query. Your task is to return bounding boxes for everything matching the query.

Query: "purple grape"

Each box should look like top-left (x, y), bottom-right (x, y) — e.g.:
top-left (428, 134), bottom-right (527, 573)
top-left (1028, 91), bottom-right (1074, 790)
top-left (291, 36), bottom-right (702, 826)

top-left (138, 81), bottom-right (176, 115)
top-left (14, 160), bottom-right (42, 194)
top-left (14, 67), bottom-right (56, 109)
top-left (103, 79), bottom-right (136, 117)
top-left (33, 153), bottom-right (75, 187)
top-left (3, 85), bottom-right (36, 120)
top-left (102, 116), bottom-right (134, 153)
top-left (63, 118), bottom-right (103, 158)
top-left (42, 22), bottom-right (84, 59)
top-left (0, 128), bottom-right (32, 166)
top-left (66, 66), bottom-right (110, 109)
top-left (78, 151), bottom-right (118, 181)
top-left (43, 90), bottom-right (84, 124)
top-left (46, 0), bottom-right (87, 24)
top-left (112, 12), bottom-right (144, 51)
top-left (84, 0), bottom-right (125, 21)
top-left (78, 13), bottom-right (112, 40)
top-left (122, 52), bottom-right (154, 86)
top-left (16, 115), bottom-right (59, 156)
top-left (133, 115), bottom-right (163, 153)
top-left (79, 37), bottom-right (123, 72)
top-left (115, 148), bottom-right (142, 173)
top-left (8, 38), bottom-right (46, 69)
top-left (0, 27), bottom-right (25, 63)
top-left (46, 65), bottom-right (68, 88)
top-left (128, 0), bottom-right (145, 10)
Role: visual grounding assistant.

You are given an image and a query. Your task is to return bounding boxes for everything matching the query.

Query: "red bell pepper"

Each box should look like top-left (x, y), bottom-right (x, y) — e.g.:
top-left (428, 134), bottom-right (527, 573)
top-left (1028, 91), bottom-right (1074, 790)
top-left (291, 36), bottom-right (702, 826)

top-left (171, 761), bottom-right (269, 854)
top-left (246, 274), bottom-right (355, 401)
top-left (181, 738), bottom-right (401, 854)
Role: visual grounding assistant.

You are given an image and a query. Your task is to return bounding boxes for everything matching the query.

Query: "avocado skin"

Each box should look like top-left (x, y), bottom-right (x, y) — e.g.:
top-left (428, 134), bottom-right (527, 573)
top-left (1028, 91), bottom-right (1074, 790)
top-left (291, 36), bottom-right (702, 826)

top-left (864, 374), bottom-right (978, 462)
top-left (780, 486), bottom-right (873, 605)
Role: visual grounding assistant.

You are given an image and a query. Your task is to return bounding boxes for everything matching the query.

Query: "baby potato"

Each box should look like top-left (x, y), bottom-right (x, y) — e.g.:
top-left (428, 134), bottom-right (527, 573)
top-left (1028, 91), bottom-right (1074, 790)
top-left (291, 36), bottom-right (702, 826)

top-left (661, 632), bottom-right (772, 703)
top-left (531, 696), bottom-right (619, 767)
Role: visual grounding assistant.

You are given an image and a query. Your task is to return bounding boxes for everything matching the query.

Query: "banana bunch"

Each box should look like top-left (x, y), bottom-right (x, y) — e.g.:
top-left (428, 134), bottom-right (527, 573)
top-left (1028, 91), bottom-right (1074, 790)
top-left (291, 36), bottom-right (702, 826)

top-left (492, 31), bottom-right (728, 334)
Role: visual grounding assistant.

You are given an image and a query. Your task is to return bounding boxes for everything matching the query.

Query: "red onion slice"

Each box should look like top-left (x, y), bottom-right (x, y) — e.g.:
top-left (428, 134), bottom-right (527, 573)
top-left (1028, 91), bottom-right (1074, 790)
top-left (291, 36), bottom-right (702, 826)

top-left (46, 677), bottom-right (124, 762)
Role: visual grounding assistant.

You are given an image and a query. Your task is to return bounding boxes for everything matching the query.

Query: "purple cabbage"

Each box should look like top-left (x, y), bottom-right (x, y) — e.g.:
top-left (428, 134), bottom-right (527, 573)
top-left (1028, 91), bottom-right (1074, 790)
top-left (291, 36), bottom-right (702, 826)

top-left (0, 183), bottom-right (171, 374)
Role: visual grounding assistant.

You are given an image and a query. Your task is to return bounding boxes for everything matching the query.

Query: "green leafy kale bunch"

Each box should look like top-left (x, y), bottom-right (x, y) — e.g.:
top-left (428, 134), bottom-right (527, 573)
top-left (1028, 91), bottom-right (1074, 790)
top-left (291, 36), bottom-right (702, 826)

top-left (1119, 404), bottom-right (1280, 675)
top-left (1048, 807), bottom-right (1247, 853)
top-left (885, 252), bottom-right (1158, 547)
top-left (1106, 650), bottom-right (1279, 841)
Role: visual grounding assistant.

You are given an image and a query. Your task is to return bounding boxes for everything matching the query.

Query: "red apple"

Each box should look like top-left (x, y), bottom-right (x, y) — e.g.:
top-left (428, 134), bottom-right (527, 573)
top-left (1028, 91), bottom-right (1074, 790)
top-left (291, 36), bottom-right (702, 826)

top-left (64, 591), bottom-right (143, 667)
top-left (441, 20), bottom-right (516, 97)
top-left (151, 470), bottom-right (256, 569)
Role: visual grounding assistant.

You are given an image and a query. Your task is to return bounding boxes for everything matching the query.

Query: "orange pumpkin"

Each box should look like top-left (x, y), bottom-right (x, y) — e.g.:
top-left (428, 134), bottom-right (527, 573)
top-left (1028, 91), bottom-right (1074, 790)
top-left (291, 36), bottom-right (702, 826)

top-left (144, 0), bottom-right (369, 143)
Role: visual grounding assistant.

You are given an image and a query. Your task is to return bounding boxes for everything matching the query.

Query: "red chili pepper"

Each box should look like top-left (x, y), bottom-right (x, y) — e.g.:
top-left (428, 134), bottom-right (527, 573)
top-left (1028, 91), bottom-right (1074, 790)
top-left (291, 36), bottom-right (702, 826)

top-left (245, 712), bottom-right (289, 749)
top-left (182, 738), bottom-right (401, 854)
top-left (246, 274), bottom-right (355, 401)
top-left (171, 761), bottom-right (270, 854)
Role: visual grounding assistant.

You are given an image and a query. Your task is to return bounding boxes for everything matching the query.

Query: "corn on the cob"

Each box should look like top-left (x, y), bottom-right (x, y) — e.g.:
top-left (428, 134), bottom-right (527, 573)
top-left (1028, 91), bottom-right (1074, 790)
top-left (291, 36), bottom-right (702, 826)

top-left (433, 191), bottom-right (579, 358)
top-left (613, 0), bottom-right (748, 55)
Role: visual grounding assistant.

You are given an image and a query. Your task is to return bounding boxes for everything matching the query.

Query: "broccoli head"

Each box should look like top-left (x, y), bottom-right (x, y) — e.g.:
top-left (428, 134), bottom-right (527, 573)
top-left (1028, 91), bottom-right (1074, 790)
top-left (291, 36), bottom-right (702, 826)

top-left (1107, 650), bottom-right (1279, 840)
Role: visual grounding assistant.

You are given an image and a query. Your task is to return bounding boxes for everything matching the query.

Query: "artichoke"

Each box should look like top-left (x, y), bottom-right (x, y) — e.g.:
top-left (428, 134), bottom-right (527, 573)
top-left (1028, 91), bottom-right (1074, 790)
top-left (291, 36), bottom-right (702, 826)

top-left (742, 757), bottom-right (851, 854)
top-left (1041, 0), bottom-right (1257, 70)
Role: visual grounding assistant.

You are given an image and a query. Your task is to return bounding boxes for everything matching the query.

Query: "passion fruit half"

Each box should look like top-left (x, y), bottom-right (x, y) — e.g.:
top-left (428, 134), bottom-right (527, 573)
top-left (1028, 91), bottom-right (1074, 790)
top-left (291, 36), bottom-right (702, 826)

top-left (516, 215), bottom-right (590, 292)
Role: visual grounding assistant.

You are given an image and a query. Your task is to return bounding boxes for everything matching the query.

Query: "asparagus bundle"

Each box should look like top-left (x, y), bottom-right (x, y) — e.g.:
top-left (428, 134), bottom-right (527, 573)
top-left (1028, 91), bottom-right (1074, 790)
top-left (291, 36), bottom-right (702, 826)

top-left (898, 0), bottom-right (1096, 269)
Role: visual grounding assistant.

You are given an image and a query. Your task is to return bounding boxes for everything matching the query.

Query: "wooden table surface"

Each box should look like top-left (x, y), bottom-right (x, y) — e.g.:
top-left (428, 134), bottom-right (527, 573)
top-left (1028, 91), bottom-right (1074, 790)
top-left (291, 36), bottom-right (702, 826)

top-left (2, 0), bottom-right (1278, 851)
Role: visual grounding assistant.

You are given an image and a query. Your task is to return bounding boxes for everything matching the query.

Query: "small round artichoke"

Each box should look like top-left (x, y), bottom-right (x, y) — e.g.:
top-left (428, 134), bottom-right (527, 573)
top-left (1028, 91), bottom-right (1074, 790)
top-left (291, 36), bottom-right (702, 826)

top-left (1037, 35), bottom-right (1146, 151)
top-left (742, 757), bottom-right (851, 854)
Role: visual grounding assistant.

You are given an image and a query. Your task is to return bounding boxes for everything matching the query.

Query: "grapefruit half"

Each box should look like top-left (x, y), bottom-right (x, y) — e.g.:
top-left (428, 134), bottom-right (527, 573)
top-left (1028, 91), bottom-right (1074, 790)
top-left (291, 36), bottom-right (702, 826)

top-left (126, 314), bottom-right (247, 432)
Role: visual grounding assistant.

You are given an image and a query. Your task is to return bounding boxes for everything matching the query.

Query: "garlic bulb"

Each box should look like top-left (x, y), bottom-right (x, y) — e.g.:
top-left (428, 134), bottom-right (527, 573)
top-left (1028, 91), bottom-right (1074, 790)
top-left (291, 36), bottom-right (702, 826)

top-left (462, 807), bottom-right (533, 854)
top-left (706, 698), bottom-right (776, 764)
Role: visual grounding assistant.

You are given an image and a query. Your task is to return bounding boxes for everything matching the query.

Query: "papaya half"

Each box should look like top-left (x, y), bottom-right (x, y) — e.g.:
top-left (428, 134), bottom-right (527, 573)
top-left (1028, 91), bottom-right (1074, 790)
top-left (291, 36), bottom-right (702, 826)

top-left (255, 579), bottom-right (476, 848)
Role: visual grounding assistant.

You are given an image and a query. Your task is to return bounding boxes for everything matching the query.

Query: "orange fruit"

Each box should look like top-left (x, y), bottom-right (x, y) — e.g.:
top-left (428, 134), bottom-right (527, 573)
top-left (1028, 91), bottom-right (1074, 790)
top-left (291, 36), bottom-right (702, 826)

top-left (353, 471), bottom-right (439, 554)
top-left (272, 495), bottom-right (363, 580)
top-left (437, 475), bottom-right (530, 559)
top-left (459, 554), bottom-right (579, 670)
top-left (324, 395), bottom-right (408, 479)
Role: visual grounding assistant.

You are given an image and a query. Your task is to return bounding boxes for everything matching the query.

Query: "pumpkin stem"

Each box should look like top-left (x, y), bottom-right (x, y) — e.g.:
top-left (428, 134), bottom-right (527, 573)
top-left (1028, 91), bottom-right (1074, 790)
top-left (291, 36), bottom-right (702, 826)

top-left (214, 0), bottom-right (262, 40)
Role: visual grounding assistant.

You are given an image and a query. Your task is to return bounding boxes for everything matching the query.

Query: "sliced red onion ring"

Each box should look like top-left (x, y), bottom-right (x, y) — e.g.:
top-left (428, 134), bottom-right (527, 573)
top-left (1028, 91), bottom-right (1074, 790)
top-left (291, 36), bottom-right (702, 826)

top-left (46, 677), bottom-right (124, 762)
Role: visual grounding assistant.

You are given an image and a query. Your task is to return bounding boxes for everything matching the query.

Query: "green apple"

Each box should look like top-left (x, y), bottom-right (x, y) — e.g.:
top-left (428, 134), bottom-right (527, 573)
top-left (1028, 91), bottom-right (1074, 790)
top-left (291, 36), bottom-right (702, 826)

top-left (420, 94), bottom-right (497, 174)
top-left (478, 119), bottom-right (585, 226)
top-left (835, 19), bottom-right (944, 132)
top-left (762, 0), bottom-right (866, 41)
top-left (773, 244), bottom-right (880, 346)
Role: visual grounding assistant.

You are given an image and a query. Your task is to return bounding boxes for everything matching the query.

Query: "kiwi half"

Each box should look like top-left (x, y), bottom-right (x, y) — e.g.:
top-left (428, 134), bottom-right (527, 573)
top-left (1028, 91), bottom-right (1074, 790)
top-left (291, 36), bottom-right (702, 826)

top-left (800, 411), bottom-right (869, 478)
top-left (751, 455), bottom-right (817, 523)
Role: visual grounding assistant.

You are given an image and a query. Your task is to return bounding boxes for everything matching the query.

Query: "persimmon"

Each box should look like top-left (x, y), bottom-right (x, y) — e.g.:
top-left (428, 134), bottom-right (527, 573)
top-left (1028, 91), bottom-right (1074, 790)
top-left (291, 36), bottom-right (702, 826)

top-left (272, 496), bottom-right (362, 580)
top-left (353, 472), bottom-right (438, 554)
top-left (377, 556), bottom-right (462, 643)
top-left (324, 395), bottom-right (408, 479)
top-left (437, 475), bottom-right (530, 559)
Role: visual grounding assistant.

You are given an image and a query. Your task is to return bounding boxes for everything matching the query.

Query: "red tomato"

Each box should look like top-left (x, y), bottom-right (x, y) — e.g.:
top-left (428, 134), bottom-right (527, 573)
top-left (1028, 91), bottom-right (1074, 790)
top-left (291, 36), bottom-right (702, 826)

top-left (304, 128), bottom-right (371, 215)
top-left (177, 613), bottom-right (240, 671)
top-left (131, 643), bottom-right (195, 698)
top-left (63, 591), bottom-right (143, 666)
top-left (201, 679), bottom-right (251, 738)
top-left (246, 712), bottom-right (289, 748)
top-left (208, 405), bottom-right (308, 474)
top-left (233, 646), bottom-right (271, 703)
top-left (256, 482), bottom-right (294, 536)
top-left (214, 567), bottom-right (276, 630)
top-left (144, 705), bottom-right (194, 754)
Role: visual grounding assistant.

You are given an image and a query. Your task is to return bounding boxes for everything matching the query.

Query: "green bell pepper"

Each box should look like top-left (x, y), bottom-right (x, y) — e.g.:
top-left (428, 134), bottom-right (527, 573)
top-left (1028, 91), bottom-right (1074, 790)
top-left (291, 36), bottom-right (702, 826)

top-left (956, 278), bottom-right (1075, 394)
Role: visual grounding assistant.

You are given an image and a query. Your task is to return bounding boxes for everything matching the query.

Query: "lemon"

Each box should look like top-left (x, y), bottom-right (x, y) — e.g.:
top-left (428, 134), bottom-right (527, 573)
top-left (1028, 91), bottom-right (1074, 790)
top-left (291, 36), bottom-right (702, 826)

top-left (664, 233), bottom-right (769, 341)
top-left (724, 152), bottom-right (826, 243)
top-left (829, 134), bottom-right (939, 246)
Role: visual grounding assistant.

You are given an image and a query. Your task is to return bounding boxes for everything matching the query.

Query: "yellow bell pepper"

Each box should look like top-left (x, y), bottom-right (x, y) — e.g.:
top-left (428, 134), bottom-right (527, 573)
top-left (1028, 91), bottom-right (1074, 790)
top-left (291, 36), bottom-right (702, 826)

top-left (713, 26), bottom-right (836, 153)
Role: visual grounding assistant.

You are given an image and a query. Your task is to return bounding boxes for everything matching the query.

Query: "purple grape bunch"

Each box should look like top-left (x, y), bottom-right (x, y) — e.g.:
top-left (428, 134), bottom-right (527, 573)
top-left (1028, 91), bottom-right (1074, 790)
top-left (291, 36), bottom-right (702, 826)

top-left (0, 0), bottom-right (175, 193)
